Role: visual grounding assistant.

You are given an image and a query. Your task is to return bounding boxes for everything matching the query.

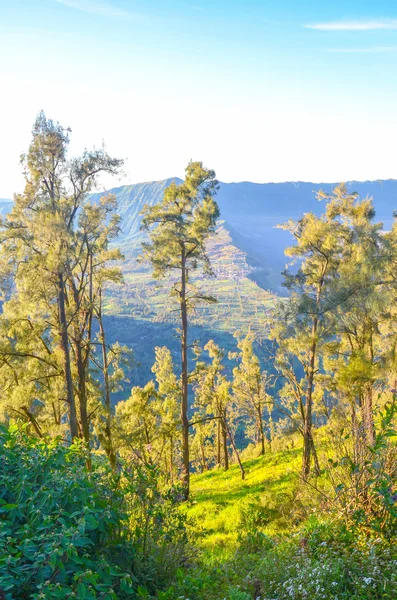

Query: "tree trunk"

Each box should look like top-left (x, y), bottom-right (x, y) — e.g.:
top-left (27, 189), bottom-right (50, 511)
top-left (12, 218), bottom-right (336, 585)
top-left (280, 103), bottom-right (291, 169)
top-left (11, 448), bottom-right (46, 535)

top-left (200, 436), bottom-right (208, 472)
top-left (221, 415), bottom-right (229, 470)
top-left (98, 292), bottom-right (116, 471)
top-left (362, 383), bottom-right (375, 446)
top-left (258, 404), bottom-right (265, 456)
top-left (58, 272), bottom-right (78, 439)
top-left (74, 337), bottom-right (90, 444)
top-left (217, 419), bottom-right (221, 467)
top-left (302, 315), bottom-right (318, 479)
top-left (311, 435), bottom-right (320, 476)
top-left (69, 270), bottom-right (91, 446)
top-left (350, 398), bottom-right (362, 465)
top-left (180, 251), bottom-right (190, 499)
top-left (21, 407), bottom-right (43, 438)
top-left (225, 419), bottom-right (245, 480)
top-left (52, 401), bottom-right (61, 426)
top-left (268, 412), bottom-right (274, 452)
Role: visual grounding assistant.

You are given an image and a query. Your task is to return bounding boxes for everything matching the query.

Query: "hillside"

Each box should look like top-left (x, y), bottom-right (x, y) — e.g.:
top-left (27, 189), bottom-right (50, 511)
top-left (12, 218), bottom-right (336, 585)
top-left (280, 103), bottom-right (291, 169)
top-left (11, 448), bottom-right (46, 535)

top-left (3, 178), bottom-right (396, 295)
top-left (95, 178), bottom-right (397, 388)
top-left (174, 433), bottom-right (397, 600)
top-left (103, 222), bottom-right (275, 391)
top-left (106, 221), bottom-right (274, 331)
top-left (92, 177), bottom-right (397, 293)
top-left (188, 441), bottom-right (304, 555)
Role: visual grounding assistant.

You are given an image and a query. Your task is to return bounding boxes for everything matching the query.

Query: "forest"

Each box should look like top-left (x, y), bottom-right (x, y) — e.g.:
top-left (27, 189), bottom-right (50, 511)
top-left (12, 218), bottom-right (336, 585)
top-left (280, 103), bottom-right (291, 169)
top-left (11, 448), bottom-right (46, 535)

top-left (1, 113), bottom-right (397, 600)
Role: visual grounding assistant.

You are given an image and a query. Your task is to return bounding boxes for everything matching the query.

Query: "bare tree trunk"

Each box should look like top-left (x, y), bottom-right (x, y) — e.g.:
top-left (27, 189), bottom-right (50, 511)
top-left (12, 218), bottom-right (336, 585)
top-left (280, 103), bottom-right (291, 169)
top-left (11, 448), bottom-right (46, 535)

top-left (224, 420), bottom-right (245, 480)
top-left (180, 251), bottom-right (190, 499)
top-left (217, 419), bottom-right (221, 467)
top-left (350, 398), bottom-right (363, 465)
top-left (58, 272), bottom-right (78, 439)
top-left (21, 407), bottom-right (43, 438)
top-left (311, 435), bottom-right (320, 475)
top-left (302, 315), bottom-right (318, 478)
top-left (268, 412), bottom-right (274, 452)
top-left (362, 383), bottom-right (375, 446)
top-left (52, 401), bottom-right (61, 426)
top-left (98, 289), bottom-right (116, 470)
top-left (258, 404), bottom-right (265, 456)
top-left (69, 273), bottom-right (90, 446)
top-left (74, 338), bottom-right (90, 444)
top-left (200, 436), bottom-right (208, 472)
top-left (221, 416), bottom-right (229, 470)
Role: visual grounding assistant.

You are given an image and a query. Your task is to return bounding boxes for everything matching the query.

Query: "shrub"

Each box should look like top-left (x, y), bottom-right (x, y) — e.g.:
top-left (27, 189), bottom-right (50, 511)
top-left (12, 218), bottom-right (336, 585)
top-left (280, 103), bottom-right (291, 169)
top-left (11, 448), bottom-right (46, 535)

top-left (0, 424), bottom-right (189, 599)
top-left (254, 526), bottom-right (397, 600)
top-left (237, 497), bottom-right (276, 552)
top-left (325, 400), bottom-right (397, 537)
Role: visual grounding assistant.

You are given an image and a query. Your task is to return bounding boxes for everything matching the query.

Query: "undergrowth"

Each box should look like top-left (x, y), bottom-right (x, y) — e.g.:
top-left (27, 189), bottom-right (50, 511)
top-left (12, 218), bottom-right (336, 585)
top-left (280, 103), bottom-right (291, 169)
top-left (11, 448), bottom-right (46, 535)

top-left (1, 423), bottom-right (397, 600)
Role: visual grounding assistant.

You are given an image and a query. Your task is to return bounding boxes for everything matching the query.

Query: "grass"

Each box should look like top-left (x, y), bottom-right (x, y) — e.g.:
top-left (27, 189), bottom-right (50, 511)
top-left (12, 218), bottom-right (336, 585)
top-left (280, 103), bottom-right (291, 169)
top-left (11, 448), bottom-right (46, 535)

top-left (188, 442), bottom-right (305, 560)
top-left (161, 434), bottom-right (397, 600)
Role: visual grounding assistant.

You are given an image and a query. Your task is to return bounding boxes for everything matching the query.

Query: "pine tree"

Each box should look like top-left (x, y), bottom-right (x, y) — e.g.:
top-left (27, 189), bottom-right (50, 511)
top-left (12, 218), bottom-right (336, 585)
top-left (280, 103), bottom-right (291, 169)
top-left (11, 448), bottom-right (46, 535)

top-left (193, 340), bottom-right (245, 479)
top-left (272, 186), bottom-right (350, 477)
top-left (231, 333), bottom-right (269, 456)
top-left (321, 187), bottom-right (386, 454)
top-left (151, 346), bottom-right (180, 482)
top-left (0, 112), bottom-right (123, 441)
top-left (141, 161), bottom-right (219, 498)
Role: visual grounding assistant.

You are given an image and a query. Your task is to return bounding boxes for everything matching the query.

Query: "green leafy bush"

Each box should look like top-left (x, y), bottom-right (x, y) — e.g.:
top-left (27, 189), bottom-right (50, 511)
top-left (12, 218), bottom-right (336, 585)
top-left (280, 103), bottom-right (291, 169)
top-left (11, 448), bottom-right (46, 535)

top-left (325, 400), bottom-right (397, 537)
top-left (237, 497), bottom-right (276, 552)
top-left (254, 526), bottom-right (397, 600)
top-left (0, 425), bottom-right (189, 599)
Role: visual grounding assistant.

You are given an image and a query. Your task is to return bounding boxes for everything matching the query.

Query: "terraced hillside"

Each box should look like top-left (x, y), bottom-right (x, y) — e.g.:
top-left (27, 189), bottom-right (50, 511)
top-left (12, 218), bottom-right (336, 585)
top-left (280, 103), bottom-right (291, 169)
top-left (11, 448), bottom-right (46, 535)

top-left (106, 222), bottom-right (275, 333)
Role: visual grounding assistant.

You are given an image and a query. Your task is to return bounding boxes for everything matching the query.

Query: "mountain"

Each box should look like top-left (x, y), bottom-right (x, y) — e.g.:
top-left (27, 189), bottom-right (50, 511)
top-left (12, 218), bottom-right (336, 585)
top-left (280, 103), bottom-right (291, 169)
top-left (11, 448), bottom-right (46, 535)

top-left (0, 199), bottom-right (12, 216)
top-left (216, 179), bottom-right (396, 290)
top-left (91, 178), bottom-right (397, 293)
top-left (4, 179), bottom-right (396, 292)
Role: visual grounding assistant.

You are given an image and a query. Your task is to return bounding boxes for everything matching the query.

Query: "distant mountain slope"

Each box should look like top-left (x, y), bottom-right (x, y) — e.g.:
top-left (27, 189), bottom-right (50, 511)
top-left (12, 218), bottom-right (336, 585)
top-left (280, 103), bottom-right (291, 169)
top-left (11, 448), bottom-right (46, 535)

top-left (2, 179), bottom-right (396, 292)
top-left (106, 221), bottom-right (274, 332)
top-left (216, 179), bottom-right (396, 220)
top-left (90, 178), bottom-right (182, 250)
top-left (91, 178), bottom-right (397, 292)
top-left (0, 199), bottom-right (12, 216)
top-left (216, 180), bottom-right (396, 289)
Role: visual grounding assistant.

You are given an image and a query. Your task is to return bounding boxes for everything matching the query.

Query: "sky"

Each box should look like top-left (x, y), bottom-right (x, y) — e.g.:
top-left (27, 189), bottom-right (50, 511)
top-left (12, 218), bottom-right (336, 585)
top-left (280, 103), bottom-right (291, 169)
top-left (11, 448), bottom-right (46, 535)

top-left (1, 0), bottom-right (397, 197)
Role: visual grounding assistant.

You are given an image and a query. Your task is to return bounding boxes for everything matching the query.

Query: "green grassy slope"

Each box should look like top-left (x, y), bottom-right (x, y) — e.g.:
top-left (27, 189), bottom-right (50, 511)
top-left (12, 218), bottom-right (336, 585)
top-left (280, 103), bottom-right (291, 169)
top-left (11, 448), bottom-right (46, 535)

top-left (188, 440), bottom-right (306, 559)
top-left (176, 445), bottom-right (397, 600)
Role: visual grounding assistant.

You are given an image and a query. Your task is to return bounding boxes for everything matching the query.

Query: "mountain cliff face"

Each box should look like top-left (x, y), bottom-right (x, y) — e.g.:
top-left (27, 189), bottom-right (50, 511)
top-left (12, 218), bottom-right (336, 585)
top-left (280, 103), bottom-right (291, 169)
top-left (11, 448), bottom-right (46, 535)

top-left (90, 178), bottom-right (182, 250)
top-left (3, 179), bottom-right (396, 294)
top-left (91, 178), bottom-right (397, 292)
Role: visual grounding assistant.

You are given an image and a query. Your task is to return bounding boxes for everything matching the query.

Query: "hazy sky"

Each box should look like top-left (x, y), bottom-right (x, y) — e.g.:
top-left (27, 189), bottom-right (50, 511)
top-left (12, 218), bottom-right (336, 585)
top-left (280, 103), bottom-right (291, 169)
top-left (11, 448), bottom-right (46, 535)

top-left (1, 0), bottom-right (397, 196)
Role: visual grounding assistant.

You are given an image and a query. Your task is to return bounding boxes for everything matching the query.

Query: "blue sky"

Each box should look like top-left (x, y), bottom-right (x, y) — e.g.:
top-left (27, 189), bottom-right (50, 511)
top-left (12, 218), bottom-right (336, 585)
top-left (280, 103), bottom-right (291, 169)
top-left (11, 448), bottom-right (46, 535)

top-left (1, 0), bottom-right (397, 196)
